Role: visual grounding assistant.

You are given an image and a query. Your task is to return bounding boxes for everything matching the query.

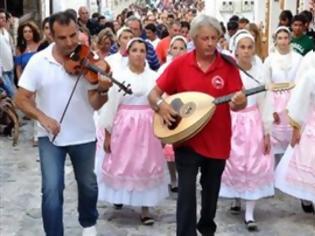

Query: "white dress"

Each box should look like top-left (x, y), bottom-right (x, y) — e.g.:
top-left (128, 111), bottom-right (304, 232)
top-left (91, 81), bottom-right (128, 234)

top-left (105, 52), bottom-right (128, 73)
top-left (220, 63), bottom-right (274, 200)
top-left (295, 50), bottom-right (315, 80)
top-left (94, 52), bottom-right (127, 183)
top-left (264, 49), bottom-right (302, 154)
top-left (97, 66), bottom-right (168, 206)
top-left (275, 68), bottom-right (315, 202)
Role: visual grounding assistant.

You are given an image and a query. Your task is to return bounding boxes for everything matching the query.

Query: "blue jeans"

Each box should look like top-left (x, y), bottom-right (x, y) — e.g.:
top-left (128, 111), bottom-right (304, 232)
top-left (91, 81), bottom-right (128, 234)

top-left (1, 71), bottom-right (15, 97)
top-left (38, 137), bottom-right (99, 236)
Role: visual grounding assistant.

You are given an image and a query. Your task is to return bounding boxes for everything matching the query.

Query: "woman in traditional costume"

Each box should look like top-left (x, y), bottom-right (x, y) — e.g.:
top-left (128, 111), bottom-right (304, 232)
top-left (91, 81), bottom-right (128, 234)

top-left (275, 67), bottom-right (315, 214)
top-left (263, 26), bottom-right (302, 158)
top-left (98, 38), bottom-right (168, 225)
top-left (220, 32), bottom-right (274, 231)
top-left (157, 35), bottom-right (188, 192)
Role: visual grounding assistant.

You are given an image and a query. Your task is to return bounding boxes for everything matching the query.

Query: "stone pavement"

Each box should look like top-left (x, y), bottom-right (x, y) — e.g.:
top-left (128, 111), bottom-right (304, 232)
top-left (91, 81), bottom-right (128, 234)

top-left (0, 121), bottom-right (314, 236)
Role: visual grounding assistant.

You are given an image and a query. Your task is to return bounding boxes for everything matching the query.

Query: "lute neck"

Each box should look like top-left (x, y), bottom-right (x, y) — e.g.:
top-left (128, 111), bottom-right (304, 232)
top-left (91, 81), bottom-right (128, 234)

top-left (213, 85), bottom-right (266, 105)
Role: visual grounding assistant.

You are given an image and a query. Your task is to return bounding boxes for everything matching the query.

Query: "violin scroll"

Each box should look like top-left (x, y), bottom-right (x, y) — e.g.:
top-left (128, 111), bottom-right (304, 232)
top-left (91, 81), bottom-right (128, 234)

top-left (118, 81), bottom-right (132, 96)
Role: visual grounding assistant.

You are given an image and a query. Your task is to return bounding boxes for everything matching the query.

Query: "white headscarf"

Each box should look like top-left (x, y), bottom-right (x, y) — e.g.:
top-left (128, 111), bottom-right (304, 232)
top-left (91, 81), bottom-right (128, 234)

top-left (169, 35), bottom-right (188, 49)
top-left (116, 26), bottom-right (132, 40)
top-left (271, 26), bottom-right (294, 70)
top-left (232, 31), bottom-right (255, 56)
top-left (125, 37), bottom-right (145, 52)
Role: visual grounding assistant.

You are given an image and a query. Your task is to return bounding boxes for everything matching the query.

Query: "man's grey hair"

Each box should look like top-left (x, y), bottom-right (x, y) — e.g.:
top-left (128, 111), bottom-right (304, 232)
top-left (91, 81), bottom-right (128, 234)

top-left (189, 14), bottom-right (222, 39)
top-left (125, 15), bottom-right (142, 28)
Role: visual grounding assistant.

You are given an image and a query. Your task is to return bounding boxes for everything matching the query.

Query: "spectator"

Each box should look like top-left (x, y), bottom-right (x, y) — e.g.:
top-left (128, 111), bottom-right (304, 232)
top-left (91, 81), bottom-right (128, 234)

top-left (291, 14), bottom-right (314, 56)
top-left (37, 17), bottom-right (53, 52)
top-left (238, 17), bottom-right (249, 29)
top-left (78, 6), bottom-right (99, 35)
top-left (145, 23), bottom-right (160, 48)
top-left (156, 20), bottom-right (181, 64)
top-left (15, 21), bottom-right (40, 80)
top-left (0, 9), bottom-right (15, 97)
top-left (279, 10), bottom-right (293, 27)
top-left (180, 21), bottom-right (190, 40)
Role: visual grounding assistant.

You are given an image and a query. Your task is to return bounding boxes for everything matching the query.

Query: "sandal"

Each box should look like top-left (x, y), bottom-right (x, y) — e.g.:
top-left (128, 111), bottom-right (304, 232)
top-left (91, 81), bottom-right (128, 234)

top-left (140, 216), bottom-right (154, 226)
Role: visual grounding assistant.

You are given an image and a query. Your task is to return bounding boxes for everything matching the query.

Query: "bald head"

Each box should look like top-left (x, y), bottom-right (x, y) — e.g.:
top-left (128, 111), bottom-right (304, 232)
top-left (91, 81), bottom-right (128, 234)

top-left (78, 6), bottom-right (89, 24)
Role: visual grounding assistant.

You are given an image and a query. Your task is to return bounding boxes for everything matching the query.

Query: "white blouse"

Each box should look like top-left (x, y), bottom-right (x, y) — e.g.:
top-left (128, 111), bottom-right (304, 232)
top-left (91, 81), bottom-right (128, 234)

top-left (287, 68), bottom-right (315, 127)
top-left (97, 66), bottom-right (157, 132)
top-left (264, 49), bottom-right (302, 84)
top-left (240, 63), bottom-right (273, 134)
top-left (295, 50), bottom-right (315, 82)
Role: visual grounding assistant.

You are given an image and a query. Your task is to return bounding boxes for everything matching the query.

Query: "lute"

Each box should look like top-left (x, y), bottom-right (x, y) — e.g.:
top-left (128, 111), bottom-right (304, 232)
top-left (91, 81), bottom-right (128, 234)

top-left (153, 82), bottom-right (294, 144)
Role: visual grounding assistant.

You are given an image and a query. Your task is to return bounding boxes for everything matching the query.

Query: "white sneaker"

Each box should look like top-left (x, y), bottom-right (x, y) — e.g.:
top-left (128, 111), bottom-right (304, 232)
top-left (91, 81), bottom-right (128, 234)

top-left (82, 225), bottom-right (97, 236)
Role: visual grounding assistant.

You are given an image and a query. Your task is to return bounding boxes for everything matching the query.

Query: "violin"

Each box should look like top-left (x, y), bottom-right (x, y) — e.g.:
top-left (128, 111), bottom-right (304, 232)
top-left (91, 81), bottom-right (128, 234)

top-left (63, 44), bottom-right (132, 95)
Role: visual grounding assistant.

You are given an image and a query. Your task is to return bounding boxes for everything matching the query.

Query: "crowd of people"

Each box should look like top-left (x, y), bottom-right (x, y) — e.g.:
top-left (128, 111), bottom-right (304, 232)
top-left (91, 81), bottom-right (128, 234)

top-left (0, 1), bottom-right (314, 236)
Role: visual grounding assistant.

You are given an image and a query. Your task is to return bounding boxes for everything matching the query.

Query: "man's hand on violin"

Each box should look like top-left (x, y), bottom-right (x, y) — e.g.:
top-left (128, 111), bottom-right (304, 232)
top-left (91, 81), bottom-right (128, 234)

top-left (38, 114), bottom-right (60, 136)
top-left (97, 73), bottom-right (113, 94)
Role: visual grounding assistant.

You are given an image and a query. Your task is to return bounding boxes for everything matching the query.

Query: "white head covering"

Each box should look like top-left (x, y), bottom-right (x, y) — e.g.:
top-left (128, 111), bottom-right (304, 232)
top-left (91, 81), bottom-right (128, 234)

top-left (232, 31), bottom-right (255, 56)
top-left (274, 26), bottom-right (291, 36)
top-left (273, 26), bottom-right (291, 43)
top-left (169, 35), bottom-right (188, 49)
top-left (229, 29), bottom-right (249, 52)
top-left (116, 26), bottom-right (133, 40)
top-left (125, 37), bottom-right (146, 52)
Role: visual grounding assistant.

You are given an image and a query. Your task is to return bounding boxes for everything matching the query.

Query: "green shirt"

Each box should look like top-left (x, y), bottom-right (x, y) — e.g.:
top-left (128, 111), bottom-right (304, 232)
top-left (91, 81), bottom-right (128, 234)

top-left (291, 34), bottom-right (314, 56)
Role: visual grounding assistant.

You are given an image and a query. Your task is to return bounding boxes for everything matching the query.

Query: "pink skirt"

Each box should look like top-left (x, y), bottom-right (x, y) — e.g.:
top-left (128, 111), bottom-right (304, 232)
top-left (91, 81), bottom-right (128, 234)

top-left (275, 109), bottom-right (315, 201)
top-left (95, 127), bottom-right (105, 182)
top-left (101, 104), bottom-right (165, 191)
top-left (271, 91), bottom-right (292, 154)
top-left (221, 105), bottom-right (274, 199)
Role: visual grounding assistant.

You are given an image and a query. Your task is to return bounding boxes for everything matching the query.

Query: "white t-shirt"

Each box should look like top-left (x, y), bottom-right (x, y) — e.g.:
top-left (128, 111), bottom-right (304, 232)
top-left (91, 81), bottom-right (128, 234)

top-left (18, 44), bottom-right (97, 146)
top-left (0, 28), bottom-right (14, 72)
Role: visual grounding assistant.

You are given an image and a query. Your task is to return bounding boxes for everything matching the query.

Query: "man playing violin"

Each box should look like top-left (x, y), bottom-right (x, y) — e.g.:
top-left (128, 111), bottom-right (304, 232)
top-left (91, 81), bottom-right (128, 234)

top-left (15, 11), bottom-right (112, 236)
top-left (148, 14), bottom-right (247, 236)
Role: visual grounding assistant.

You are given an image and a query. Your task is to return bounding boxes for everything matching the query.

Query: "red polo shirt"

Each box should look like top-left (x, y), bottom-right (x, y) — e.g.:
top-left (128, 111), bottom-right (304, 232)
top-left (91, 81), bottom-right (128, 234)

top-left (157, 50), bottom-right (243, 159)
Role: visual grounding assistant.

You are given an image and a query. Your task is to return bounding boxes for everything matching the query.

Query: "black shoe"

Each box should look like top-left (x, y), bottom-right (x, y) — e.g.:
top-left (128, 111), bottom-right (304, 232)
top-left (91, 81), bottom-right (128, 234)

top-left (168, 184), bottom-right (178, 193)
top-left (229, 206), bottom-right (241, 215)
top-left (245, 220), bottom-right (258, 231)
top-left (113, 204), bottom-right (123, 209)
top-left (301, 201), bottom-right (315, 214)
top-left (201, 233), bottom-right (214, 236)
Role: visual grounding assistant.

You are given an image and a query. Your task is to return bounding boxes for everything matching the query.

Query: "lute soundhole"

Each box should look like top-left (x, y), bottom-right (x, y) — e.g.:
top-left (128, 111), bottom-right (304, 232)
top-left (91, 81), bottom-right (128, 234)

top-left (163, 98), bottom-right (196, 130)
top-left (180, 102), bottom-right (196, 117)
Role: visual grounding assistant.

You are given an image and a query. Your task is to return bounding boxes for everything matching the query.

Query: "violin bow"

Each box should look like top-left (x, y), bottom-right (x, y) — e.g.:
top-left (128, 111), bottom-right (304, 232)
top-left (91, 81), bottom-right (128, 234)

top-left (51, 72), bottom-right (83, 143)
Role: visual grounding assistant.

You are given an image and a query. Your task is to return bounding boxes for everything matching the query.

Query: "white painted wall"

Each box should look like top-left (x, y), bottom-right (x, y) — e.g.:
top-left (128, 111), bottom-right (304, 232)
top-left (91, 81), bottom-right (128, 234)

top-left (41, 0), bottom-right (50, 17)
top-left (284, 0), bottom-right (298, 14)
top-left (205, 0), bottom-right (258, 24)
top-left (204, 0), bottom-right (309, 52)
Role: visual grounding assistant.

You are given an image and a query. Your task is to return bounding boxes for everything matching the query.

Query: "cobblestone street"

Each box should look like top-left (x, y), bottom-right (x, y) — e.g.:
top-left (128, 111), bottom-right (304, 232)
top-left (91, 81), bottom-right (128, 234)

top-left (0, 122), bottom-right (314, 236)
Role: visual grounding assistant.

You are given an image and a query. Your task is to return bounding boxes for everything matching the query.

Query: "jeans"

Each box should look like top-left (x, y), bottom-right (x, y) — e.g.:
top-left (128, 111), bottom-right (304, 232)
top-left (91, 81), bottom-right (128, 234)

top-left (38, 137), bottom-right (99, 236)
top-left (1, 70), bottom-right (15, 97)
top-left (175, 148), bottom-right (226, 236)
